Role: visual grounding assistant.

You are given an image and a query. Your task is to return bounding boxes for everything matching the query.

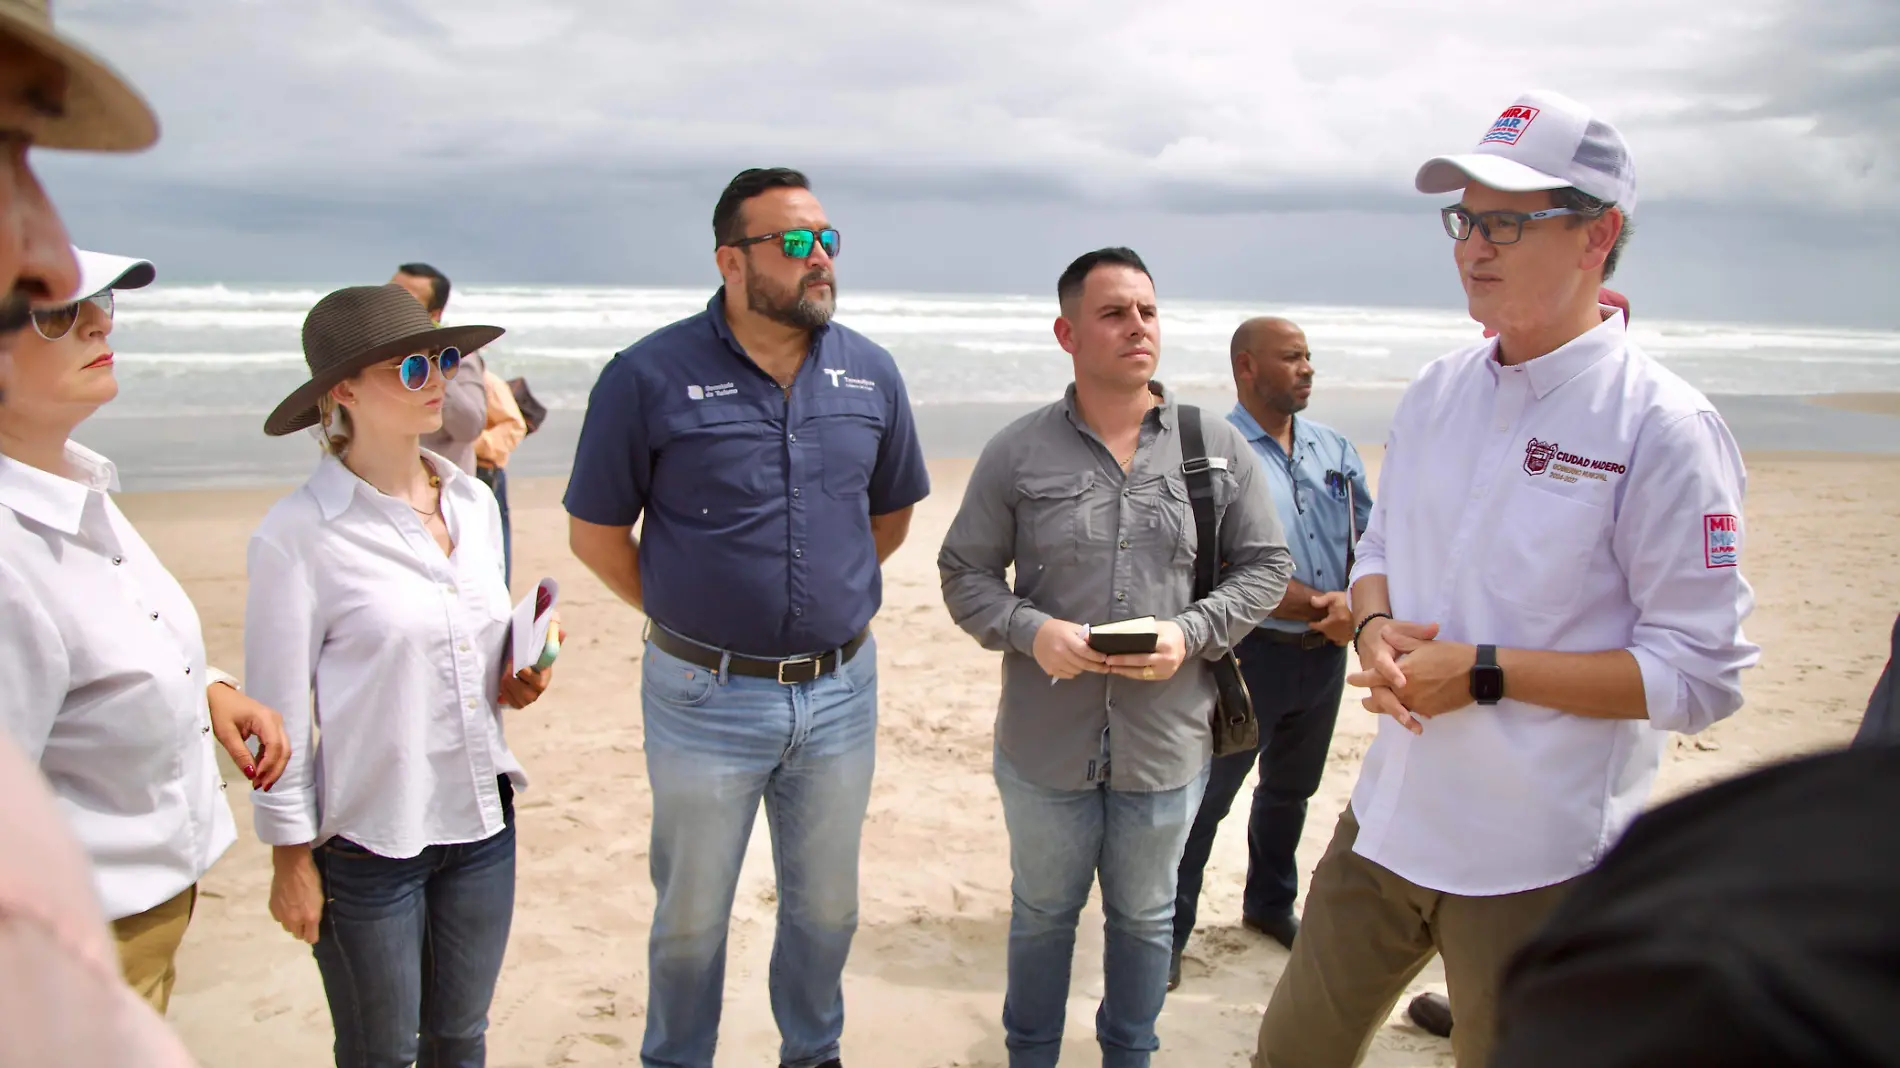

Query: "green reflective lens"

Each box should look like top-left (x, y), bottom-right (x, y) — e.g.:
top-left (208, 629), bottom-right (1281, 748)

top-left (780, 229), bottom-right (816, 257)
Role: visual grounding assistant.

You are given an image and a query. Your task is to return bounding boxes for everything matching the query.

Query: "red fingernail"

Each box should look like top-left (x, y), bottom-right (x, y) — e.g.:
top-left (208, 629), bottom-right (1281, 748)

top-left (244, 765), bottom-right (256, 779)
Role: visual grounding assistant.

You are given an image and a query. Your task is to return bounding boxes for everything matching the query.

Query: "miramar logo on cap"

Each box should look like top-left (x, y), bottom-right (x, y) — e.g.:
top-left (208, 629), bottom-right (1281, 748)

top-left (1481, 105), bottom-right (1541, 147)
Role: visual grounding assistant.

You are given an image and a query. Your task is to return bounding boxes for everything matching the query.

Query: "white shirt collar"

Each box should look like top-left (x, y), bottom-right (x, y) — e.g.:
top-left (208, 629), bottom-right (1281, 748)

top-left (1493, 306), bottom-right (1626, 401)
top-left (308, 448), bottom-right (468, 522)
top-left (0, 442), bottom-right (119, 535)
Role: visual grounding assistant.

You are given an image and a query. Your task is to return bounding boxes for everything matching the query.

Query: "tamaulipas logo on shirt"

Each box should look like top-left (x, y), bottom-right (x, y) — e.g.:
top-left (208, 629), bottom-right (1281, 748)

top-left (822, 367), bottom-right (877, 391)
top-left (1524, 438), bottom-right (1627, 483)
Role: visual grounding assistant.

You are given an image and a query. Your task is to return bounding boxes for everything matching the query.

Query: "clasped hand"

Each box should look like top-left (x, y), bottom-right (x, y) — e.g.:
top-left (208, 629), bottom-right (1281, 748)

top-left (1347, 618), bottom-right (1479, 734)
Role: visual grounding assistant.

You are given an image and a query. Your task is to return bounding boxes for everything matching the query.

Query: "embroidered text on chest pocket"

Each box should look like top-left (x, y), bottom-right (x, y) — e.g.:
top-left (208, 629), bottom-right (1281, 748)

top-left (1484, 483), bottom-right (1608, 615)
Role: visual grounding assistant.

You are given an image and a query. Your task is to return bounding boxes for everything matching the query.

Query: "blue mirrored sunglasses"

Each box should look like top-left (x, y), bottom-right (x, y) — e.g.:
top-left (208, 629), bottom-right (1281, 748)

top-left (395, 346), bottom-right (461, 390)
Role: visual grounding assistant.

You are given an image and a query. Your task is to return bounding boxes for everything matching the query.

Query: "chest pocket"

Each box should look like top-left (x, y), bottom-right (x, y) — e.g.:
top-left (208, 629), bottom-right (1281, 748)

top-left (1015, 471), bottom-right (1094, 567)
top-left (815, 400), bottom-right (885, 500)
top-left (655, 404), bottom-right (776, 518)
top-left (1483, 482), bottom-right (1608, 614)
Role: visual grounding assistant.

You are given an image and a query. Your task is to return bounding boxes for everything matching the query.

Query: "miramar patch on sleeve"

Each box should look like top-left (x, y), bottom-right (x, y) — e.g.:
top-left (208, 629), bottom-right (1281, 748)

top-left (1704, 513), bottom-right (1740, 568)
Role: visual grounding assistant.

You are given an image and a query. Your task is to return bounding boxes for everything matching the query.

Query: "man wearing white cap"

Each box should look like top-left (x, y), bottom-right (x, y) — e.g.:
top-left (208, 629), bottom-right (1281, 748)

top-left (1250, 90), bottom-right (1759, 1067)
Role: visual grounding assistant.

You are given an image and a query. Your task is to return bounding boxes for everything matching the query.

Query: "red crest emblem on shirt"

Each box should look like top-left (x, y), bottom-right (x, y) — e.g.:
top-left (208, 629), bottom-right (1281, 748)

top-left (1523, 438), bottom-right (1557, 475)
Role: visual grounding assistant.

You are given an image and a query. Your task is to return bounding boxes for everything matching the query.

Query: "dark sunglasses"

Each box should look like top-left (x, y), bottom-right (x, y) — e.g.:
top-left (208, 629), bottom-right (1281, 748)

top-left (728, 228), bottom-right (841, 259)
top-left (31, 290), bottom-right (114, 341)
top-left (386, 346), bottom-right (461, 391)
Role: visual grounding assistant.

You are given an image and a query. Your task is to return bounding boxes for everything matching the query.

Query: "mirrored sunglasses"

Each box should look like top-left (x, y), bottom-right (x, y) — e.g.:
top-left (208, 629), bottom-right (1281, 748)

top-left (31, 290), bottom-right (114, 341)
top-left (393, 346), bottom-right (461, 390)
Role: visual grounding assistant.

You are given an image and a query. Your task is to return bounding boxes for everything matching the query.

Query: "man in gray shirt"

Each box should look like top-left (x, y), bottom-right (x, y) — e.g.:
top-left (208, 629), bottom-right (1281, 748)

top-left (940, 247), bottom-right (1291, 1067)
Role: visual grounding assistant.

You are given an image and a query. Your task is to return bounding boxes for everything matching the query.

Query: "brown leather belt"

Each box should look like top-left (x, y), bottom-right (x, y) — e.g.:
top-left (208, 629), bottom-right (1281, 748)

top-left (648, 625), bottom-right (870, 684)
top-left (1257, 628), bottom-right (1335, 651)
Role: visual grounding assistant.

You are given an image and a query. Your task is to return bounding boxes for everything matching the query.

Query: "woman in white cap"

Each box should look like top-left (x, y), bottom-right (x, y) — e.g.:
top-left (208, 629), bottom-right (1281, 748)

top-left (0, 247), bottom-right (292, 1012)
top-left (245, 284), bottom-right (555, 1067)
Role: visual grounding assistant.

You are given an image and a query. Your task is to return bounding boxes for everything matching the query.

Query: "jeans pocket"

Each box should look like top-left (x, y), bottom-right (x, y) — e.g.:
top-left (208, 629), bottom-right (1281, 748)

top-left (643, 642), bottom-right (719, 707)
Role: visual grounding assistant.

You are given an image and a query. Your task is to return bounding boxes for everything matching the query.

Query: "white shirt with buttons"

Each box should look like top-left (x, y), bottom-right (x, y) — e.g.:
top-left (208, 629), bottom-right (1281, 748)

top-left (0, 443), bottom-right (237, 921)
top-left (244, 451), bottom-right (525, 859)
top-left (1349, 310), bottom-right (1760, 896)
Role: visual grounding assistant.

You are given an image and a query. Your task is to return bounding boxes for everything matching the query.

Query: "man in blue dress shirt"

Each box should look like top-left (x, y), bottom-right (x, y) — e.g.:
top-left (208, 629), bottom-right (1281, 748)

top-left (565, 167), bottom-right (930, 1068)
top-left (1170, 316), bottom-right (1371, 988)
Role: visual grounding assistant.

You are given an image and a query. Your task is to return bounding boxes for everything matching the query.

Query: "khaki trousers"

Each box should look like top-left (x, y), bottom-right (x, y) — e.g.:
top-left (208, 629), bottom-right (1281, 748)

top-left (1253, 810), bottom-right (1568, 1068)
top-left (112, 885), bottom-right (197, 1014)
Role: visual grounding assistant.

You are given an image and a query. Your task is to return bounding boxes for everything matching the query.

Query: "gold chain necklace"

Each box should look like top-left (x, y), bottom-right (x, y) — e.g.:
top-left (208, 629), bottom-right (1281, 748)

top-left (410, 459), bottom-right (443, 518)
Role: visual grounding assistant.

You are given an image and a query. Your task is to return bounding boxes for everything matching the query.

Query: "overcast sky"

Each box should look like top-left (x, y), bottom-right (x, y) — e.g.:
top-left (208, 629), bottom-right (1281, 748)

top-left (37, 0), bottom-right (1900, 326)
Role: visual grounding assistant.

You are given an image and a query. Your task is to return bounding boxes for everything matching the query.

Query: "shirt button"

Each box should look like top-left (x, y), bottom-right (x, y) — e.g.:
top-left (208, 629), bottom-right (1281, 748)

top-left (794, 549), bottom-right (804, 558)
top-left (1116, 592), bottom-right (1127, 602)
top-left (458, 641), bottom-right (470, 653)
top-left (466, 698), bottom-right (478, 710)
top-left (111, 555), bottom-right (124, 566)
top-left (184, 666), bottom-right (193, 676)
top-left (201, 724), bottom-right (210, 734)
top-left (1118, 538), bottom-right (1129, 549)
top-left (788, 433), bottom-right (797, 442)
top-left (1122, 488), bottom-right (1131, 497)
top-left (794, 607), bottom-right (804, 616)
top-left (444, 583), bottom-right (457, 594)
top-left (150, 612), bottom-right (160, 621)
top-left (792, 488), bottom-right (801, 498)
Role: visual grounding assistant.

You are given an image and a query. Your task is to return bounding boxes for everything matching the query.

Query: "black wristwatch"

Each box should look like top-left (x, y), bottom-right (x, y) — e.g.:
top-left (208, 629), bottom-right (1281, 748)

top-left (1470, 644), bottom-right (1504, 706)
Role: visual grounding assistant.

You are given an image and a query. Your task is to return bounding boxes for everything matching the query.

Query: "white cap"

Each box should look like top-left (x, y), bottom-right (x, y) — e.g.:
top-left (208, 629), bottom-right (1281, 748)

top-left (1416, 90), bottom-right (1637, 214)
top-left (69, 247), bottom-right (156, 302)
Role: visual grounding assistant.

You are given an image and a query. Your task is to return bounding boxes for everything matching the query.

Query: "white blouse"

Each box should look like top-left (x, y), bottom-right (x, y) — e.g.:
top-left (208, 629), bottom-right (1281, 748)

top-left (244, 451), bottom-right (526, 859)
top-left (0, 443), bottom-right (237, 920)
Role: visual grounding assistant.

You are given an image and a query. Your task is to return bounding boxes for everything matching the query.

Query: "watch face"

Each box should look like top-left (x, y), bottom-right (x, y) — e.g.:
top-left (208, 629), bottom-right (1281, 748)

top-left (1472, 665), bottom-right (1505, 704)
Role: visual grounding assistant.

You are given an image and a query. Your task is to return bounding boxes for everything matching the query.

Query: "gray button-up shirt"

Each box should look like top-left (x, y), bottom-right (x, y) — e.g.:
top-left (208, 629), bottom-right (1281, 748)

top-left (939, 383), bottom-right (1292, 792)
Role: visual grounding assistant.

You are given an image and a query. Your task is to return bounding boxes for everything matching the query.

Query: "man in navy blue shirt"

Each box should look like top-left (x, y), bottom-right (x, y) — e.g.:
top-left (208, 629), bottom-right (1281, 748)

top-left (565, 167), bottom-right (929, 1068)
top-left (1170, 317), bottom-right (1372, 989)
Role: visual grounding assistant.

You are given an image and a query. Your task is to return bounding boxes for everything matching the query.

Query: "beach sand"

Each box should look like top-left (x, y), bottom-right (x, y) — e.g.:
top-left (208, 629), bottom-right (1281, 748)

top-left (132, 449), bottom-right (1900, 1068)
top-left (1810, 391), bottom-right (1900, 418)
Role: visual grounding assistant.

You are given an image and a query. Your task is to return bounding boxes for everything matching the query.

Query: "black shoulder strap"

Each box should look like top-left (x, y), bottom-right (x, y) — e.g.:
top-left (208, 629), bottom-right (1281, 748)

top-left (1179, 405), bottom-right (1220, 601)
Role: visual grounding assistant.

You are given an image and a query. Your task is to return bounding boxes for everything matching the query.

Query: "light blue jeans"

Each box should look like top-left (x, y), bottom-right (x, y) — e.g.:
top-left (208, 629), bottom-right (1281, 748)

top-left (639, 635), bottom-right (879, 1068)
top-left (994, 749), bottom-right (1209, 1068)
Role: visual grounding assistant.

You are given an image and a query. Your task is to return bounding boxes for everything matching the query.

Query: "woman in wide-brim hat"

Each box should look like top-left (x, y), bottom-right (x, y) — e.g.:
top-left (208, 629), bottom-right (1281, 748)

top-left (0, 247), bottom-right (292, 1012)
top-left (244, 284), bottom-right (556, 1066)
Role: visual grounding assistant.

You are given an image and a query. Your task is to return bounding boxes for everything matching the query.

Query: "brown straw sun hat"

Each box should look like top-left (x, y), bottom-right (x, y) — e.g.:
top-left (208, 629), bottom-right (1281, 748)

top-left (264, 284), bottom-right (503, 437)
top-left (0, 0), bottom-right (159, 150)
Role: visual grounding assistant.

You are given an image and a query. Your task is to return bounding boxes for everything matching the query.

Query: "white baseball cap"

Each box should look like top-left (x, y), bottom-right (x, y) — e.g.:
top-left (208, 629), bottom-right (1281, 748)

top-left (69, 247), bottom-right (155, 302)
top-left (1416, 90), bottom-right (1637, 214)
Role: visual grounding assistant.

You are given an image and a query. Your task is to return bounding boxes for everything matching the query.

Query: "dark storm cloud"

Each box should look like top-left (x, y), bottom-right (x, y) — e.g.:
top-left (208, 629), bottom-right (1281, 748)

top-left (33, 0), bottom-right (1900, 326)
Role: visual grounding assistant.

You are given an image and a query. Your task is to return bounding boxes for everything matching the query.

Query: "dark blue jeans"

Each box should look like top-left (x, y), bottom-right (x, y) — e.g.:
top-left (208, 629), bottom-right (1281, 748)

top-left (476, 465), bottom-right (511, 588)
top-left (311, 779), bottom-right (517, 1068)
top-left (1173, 633), bottom-right (1347, 952)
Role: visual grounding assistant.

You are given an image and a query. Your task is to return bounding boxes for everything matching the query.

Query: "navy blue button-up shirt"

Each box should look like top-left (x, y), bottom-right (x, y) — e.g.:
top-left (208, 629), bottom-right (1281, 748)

top-left (564, 290), bottom-right (930, 657)
top-left (1228, 405), bottom-right (1372, 634)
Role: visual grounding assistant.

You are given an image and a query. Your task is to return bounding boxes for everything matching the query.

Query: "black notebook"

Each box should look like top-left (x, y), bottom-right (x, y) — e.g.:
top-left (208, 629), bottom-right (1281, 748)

top-left (1087, 616), bottom-right (1158, 655)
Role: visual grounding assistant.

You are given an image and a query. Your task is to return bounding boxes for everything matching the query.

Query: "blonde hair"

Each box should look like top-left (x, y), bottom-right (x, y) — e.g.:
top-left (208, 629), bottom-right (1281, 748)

top-left (316, 394), bottom-right (354, 458)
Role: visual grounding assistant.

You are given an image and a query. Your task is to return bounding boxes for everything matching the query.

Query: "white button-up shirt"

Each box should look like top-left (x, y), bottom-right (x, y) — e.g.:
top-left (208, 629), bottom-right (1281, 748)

top-left (244, 451), bottom-right (526, 859)
top-left (1349, 311), bottom-right (1759, 896)
top-left (0, 443), bottom-right (237, 920)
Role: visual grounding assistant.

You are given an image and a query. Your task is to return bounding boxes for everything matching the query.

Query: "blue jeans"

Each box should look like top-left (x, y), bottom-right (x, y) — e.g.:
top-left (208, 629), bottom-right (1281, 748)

top-left (993, 749), bottom-right (1209, 1068)
top-left (311, 778), bottom-right (517, 1068)
top-left (640, 634), bottom-right (879, 1068)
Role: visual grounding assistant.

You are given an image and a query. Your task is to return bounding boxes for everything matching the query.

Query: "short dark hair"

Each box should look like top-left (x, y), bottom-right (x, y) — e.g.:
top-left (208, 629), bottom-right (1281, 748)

top-left (1057, 247), bottom-right (1152, 314)
top-left (395, 262), bottom-right (450, 313)
top-left (1553, 189), bottom-right (1633, 281)
top-left (713, 168), bottom-right (811, 248)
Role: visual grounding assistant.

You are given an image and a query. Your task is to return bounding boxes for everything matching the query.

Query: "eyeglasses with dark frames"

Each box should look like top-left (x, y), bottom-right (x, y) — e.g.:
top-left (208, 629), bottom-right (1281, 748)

top-left (1440, 205), bottom-right (1575, 246)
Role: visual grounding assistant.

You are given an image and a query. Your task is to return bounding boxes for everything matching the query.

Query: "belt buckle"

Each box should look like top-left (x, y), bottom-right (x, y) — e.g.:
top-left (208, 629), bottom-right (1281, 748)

top-left (776, 656), bottom-right (818, 685)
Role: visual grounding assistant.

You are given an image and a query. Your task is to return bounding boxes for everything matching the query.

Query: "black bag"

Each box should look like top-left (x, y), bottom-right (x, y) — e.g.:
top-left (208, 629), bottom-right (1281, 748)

top-left (1179, 405), bottom-right (1259, 758)
top-left (509, 377), bottom-right (547, 435)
